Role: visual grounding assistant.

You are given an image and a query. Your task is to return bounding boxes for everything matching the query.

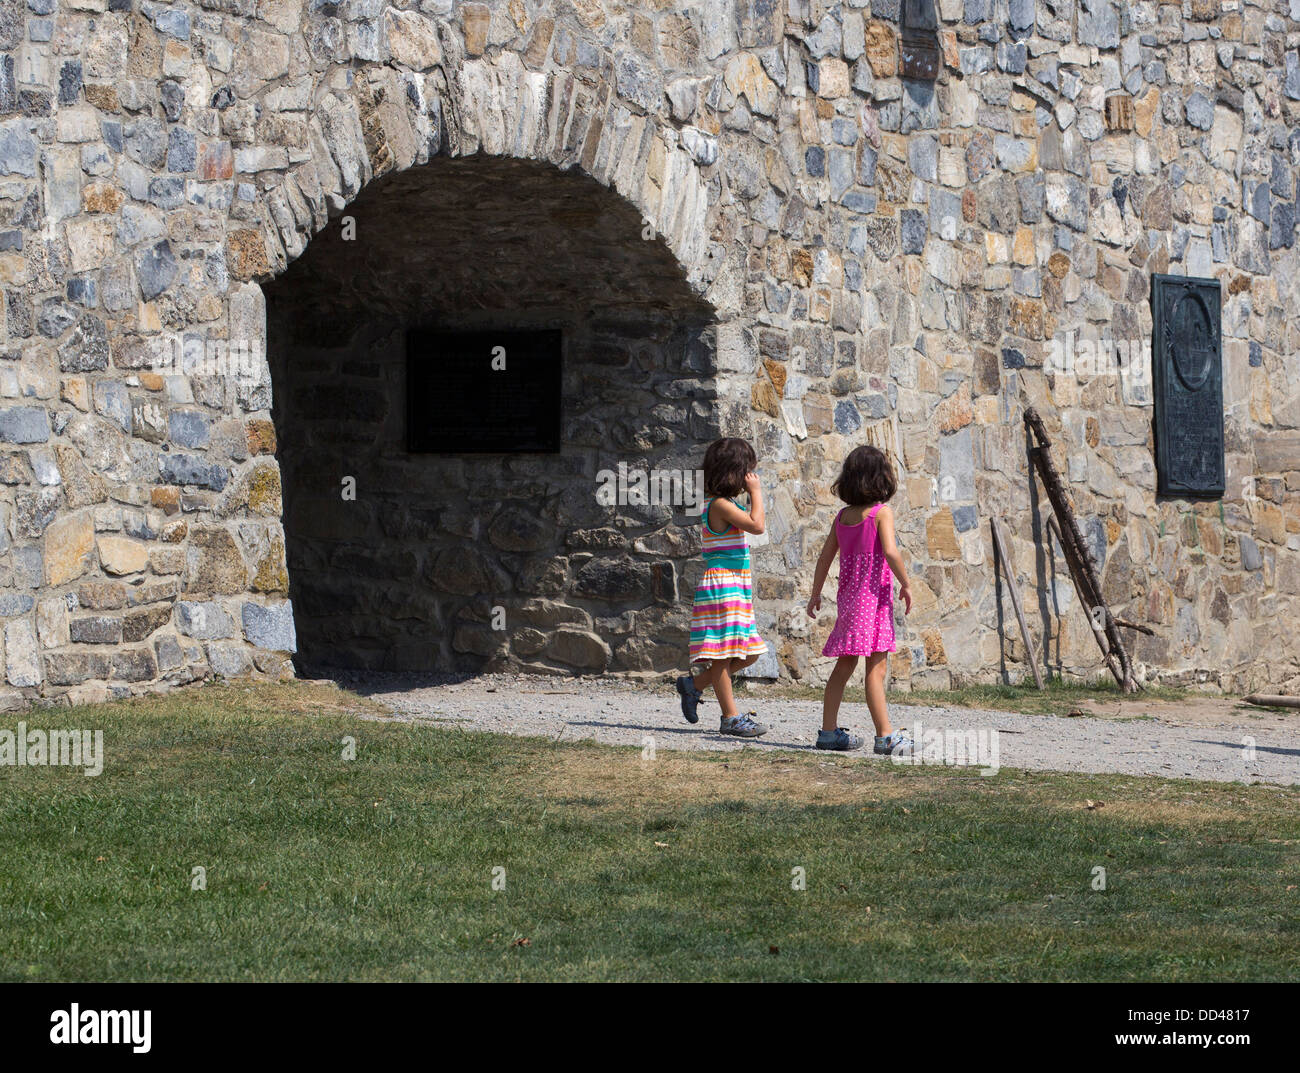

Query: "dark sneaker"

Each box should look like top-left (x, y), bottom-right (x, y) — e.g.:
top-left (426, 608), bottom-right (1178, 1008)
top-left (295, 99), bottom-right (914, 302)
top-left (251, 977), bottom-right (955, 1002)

top-left (874, 730), bottom-right (914, 756)
top-left (720, 712), bottom-right (767, 738)
top-left (816, 727), bottom-right (864, 751)
top-left (675, 674), bottom-right (703, 724)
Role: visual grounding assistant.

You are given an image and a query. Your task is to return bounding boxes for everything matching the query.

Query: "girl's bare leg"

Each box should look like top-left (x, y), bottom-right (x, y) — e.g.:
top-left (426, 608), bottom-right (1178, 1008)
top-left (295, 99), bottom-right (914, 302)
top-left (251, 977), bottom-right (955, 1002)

top-left (691, 664), bottom-right (710, 692)
top-left (823, 656), bottom-right (859, 732)
top-left (710, 660), bottom-right (740, 719)
top-left (727, 654), bottom-right (759, 674)
top-left (690, 660), bottom-right (740, 719)
top-left (863, 652), bottom-right (892, 737)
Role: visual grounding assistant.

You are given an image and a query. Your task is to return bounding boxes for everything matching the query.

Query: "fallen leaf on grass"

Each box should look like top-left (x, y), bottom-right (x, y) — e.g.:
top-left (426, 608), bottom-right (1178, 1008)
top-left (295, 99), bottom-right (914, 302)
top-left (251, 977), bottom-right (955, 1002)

top-left (1066, 708), bottom-right (1086, 718)
top-left (653, 841), bottom-right (669, 848)
top-left (1084, 800), bottom-right (1105, 810)
top-left (511, 937), bottom-right (530, 947)
top-left (768, 945), bottom-right (779, 955)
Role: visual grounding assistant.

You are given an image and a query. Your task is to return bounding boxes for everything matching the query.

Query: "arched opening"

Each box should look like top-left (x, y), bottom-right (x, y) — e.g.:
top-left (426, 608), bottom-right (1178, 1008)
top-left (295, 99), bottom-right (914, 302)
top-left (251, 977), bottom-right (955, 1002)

top-left (264, 156), bottom-right (717, 676)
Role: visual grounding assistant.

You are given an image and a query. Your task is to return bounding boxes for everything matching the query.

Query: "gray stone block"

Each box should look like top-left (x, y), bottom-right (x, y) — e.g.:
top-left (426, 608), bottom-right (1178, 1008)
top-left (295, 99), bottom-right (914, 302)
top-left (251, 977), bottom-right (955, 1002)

top-left (0, 407), bottom-right (50, 444)
top-left (241, 601), bottom-right (297, 652)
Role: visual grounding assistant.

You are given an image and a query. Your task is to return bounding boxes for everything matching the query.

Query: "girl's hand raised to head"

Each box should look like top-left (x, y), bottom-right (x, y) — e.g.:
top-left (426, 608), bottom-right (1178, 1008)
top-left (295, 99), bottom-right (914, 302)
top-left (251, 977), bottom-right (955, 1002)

top-left (806, 593), bottom-right (821, 619)
top-left (743, 471), bottom-right (761, 497)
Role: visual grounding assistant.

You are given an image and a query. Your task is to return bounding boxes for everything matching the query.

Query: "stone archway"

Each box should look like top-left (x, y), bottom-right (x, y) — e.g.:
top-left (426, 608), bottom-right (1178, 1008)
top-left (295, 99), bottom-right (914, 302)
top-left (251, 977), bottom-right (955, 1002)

top-left (245, 40), bottom-right (737, 677)
top-left (264, 150), bottom-right (718, 674)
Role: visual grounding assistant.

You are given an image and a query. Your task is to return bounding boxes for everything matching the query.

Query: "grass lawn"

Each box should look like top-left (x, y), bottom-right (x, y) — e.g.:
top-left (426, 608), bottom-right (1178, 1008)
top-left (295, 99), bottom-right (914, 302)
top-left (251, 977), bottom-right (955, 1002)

top-left (1, 681), bottom-right (1297, 982)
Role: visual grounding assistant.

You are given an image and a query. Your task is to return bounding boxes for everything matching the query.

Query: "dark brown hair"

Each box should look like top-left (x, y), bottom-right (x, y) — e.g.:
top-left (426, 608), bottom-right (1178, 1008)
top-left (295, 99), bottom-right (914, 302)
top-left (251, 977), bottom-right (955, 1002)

top-left (832, 445), bottom-right (896, 506)
top-left (702, 437), bottom-right (756, 498)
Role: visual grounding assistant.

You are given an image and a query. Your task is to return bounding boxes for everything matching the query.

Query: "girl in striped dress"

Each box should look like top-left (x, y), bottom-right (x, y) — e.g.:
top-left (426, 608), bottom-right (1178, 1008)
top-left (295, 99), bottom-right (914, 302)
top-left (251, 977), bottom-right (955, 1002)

top-left (675, 438), bottom-right (769, 738)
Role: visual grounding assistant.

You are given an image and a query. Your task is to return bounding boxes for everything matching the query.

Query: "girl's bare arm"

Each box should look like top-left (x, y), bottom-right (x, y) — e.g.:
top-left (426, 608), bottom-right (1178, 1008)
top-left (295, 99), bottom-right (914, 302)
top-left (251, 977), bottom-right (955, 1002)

top-left (806, 524), bottom-right (839, 616)
top-left (875, 504), bottom-right (912, 613)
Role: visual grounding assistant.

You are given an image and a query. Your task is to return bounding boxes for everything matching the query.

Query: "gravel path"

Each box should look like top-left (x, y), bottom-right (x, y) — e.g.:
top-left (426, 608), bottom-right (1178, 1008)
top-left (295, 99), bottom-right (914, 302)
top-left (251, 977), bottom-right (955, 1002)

top-left (336, 671), bottom-right (1300, 787)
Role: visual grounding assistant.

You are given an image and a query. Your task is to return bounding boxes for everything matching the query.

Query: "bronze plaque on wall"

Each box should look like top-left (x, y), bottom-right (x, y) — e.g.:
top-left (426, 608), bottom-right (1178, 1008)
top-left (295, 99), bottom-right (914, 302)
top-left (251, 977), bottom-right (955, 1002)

top-left (1150, 273), bottom-right (1224, 498)
top-left (900, 0), bottom-right (940, 81)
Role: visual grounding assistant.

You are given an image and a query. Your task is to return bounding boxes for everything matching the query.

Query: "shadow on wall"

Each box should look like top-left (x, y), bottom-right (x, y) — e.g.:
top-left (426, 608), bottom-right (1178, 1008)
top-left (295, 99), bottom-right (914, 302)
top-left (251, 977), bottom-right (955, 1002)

top-left (264, 156), bottom-right (718, 676)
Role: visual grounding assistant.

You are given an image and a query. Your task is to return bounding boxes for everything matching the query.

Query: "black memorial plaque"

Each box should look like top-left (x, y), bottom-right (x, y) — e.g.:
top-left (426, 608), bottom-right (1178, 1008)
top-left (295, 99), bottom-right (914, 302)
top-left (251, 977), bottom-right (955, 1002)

top-left (1150, 273), bottom-right (1224, 497)
top-left (407, 329), bottom-right (562, 453)
top-left (900, 0), bottom-right (940, 81)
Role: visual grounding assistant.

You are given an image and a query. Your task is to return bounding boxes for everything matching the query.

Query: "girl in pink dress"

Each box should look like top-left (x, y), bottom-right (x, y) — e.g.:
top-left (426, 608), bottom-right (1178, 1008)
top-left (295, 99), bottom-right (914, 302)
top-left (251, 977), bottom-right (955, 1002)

top-left (806, 446), bottom-right (914, 753)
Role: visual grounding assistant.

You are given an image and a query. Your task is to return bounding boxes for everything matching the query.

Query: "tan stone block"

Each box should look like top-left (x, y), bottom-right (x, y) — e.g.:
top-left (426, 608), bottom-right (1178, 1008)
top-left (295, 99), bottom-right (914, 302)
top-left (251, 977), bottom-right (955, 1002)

top-left (152, 486), bottom-right (181, 515)
top-left (65, 217), bottom-right (115, 272)
top-left (927, 509), bottom-right (961, 559)
top-left (940, 29), bottom-right (960, 70)
top-left (1104, 94), bottom-right (1134, 131)
top-left (725, 52), bottom-right (780, 115)
top-left (227, 229), bottom-right (270, 281)
top-left (816, 58), bottom-right (851, 98)
top-left (82, 182), bottom-right (124, 214)
top-left (246, 462), bottom-right (282, 516)
top-left (462, 3), bottom-right (491, 54)
top-left (61, 377), bottom-right (90, 411)
top-left (54, 445), bottom-right (105, 508)
top-left (98, 535), bottom-right (150, 576)
top-left (863, 21), bottom-right (897, 78)
top-left (198, 141), bottom-right (234, 181)
top-left (151, 547), bottom-right (186, 575)
top-left (36, 597), bottom-right (69, 649)
top-left (985, 231), bottom-right (1008, 264)
top-left (935, 386), bottom-right (973, 433)
top-left (922, 628), bottom-right (947, 664)
top-left (790, 247), bottom-right (813, 287)
top-left (1012, 226), bottom-right (1036, 265)
top-left (246, 418), bottom-right (277, 455)
top-left (252, 534), bottom-right (289, 593)
top-left (751, 378), bottom-right (780, 417)
top-left (938, 146), bottom-right (964, 187)
top-left (184, 527), bottom-right (247, 595)
top-left (44, 512), bottom-right (96, 586)
top-left (385, 9), bottom-right (442, 70)
top-left (763, 360), bottom-right (787, 397)
top-left (84, 83), bottom-right (120, 112)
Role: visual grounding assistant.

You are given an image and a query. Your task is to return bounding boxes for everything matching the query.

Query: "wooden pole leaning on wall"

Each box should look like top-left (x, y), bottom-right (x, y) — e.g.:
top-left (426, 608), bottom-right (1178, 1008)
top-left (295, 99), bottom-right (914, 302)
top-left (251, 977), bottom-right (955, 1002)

top-left (1243, 694), bottom-right (1300, 710)
top-left (1023, 407), bottom-right (1141, 694)
top-left (989, 517), bottom-right (1045, 690)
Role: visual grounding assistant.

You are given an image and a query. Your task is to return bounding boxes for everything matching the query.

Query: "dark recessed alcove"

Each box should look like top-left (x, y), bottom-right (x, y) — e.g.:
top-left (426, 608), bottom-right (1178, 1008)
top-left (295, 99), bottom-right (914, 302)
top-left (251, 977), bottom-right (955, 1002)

top-left (264, 157), bottom-right (716, 675)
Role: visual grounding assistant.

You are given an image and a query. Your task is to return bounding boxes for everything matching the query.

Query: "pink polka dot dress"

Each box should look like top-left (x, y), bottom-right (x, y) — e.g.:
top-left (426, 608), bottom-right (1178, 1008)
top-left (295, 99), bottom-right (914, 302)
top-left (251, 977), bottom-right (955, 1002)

top-left (822, 504), bottom-right (896, 657)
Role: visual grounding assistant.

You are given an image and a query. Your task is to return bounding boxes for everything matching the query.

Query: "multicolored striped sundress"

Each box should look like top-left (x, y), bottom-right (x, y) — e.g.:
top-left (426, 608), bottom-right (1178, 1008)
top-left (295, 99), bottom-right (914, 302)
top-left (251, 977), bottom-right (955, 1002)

top-left (688, 497), bottom-right (768, 663)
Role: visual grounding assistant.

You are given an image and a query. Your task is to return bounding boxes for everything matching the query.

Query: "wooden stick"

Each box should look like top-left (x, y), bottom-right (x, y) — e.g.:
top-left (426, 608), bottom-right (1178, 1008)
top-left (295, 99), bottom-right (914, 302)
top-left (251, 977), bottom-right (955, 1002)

top-left (1243, 694), bottom-right (1300, 710)
top-left (1114, 619), bottom-right (1155, 636)
top-left (990, 517), bottom-right (1045, 690)
top-left (1027, 407), bottom-right (1140, 693)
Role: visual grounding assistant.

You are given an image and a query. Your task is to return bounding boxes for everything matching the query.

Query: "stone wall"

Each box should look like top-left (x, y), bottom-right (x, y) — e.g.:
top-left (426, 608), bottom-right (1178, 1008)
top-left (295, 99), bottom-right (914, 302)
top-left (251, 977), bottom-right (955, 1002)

top-left (1, 0), bottom-right (1298, 706)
